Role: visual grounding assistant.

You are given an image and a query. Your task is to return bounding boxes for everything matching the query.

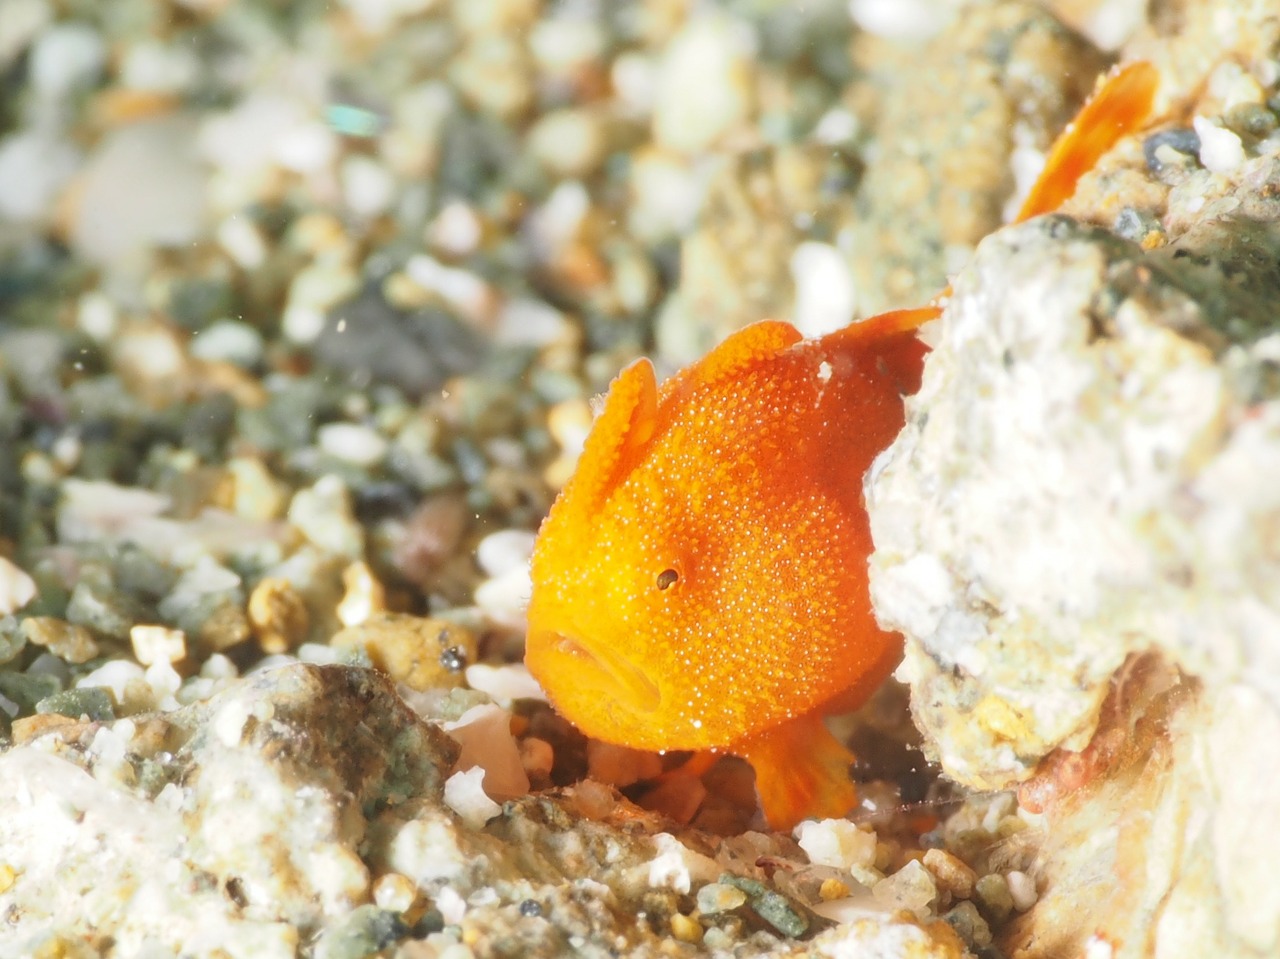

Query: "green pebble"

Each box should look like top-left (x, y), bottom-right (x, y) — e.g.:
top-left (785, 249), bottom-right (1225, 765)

top-left (0, 617), bottom-right (27, 665)
top-left (752, 890), bottom-right (809, 938)
top-left (65, 581), bottom-right (144, 641)
top-left (719, 874), bottom-right (809, 938)
top-left (1225, 102), bottom-right (1278, 139)
top-left (943, 900), bottom-right (993, 948)
top-left (0, 671), bottom-right (62, 713)
top-left (719, 873), bottom-right (767, 898)
top-left (974, 873), bottom-right (1013, 923)
top-left (36, 687), bottom-right (114, 722)
top-left (111, 544), bottom-right (178, 600)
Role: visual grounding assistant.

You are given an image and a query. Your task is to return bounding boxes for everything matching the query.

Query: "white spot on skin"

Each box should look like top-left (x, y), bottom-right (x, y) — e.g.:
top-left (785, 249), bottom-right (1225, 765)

top-left (817, 361), bottom-right (833, 384)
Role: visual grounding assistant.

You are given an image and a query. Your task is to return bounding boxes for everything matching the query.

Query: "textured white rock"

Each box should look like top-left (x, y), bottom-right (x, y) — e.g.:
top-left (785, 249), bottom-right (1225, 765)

top-left (0, 748), bottom-right (298, 958)
top-left (869, 214), bottom-right (1280, 787)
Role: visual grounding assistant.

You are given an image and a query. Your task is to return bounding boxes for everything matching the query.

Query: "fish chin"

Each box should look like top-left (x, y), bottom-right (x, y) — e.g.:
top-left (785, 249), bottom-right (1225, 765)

top-left (527, 628), bottom-right (662, 718)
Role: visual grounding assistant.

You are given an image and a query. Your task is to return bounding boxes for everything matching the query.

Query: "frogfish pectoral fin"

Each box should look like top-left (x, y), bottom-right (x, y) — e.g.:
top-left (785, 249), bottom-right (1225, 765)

top-left (735, 713), bottom-right (859, 831)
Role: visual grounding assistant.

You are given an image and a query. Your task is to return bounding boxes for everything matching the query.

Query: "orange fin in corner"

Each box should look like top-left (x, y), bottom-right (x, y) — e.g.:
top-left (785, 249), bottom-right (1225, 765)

top-left (1016, 60), bottom-right (1159, 222)
top-left (735, 713), bottom-right (859, 831)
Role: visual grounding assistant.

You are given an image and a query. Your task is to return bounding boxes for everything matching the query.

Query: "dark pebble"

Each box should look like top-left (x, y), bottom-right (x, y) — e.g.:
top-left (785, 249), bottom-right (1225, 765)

top-left (314, 288), bottom-right (488, 399)
top-left (1143, 128), bottom-right (1200, 173)
top-left (312, 905), bottom-right (408, 959)
top-left (0, 671), bottom-right (61, 713)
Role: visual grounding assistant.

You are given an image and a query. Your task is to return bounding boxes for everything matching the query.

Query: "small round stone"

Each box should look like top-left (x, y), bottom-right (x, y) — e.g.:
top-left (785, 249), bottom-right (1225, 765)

top-left (336, 562), bottom-right (387, 628)
top-left (372, 873), bottom-right (418, 914)
top-left (518, 899), bottom-right (542, 918)
top-left (819, 878), bottom-right (851, 901)
top-left (248, 578), bottom-right (311, 655)
top-left (22, 617), bottom-right (100, 664)
top-left (669, 913), bottom-right (703, 944)
top-left (1007, 870), bottom-right (1039, 912)
top-left (696, 880), bottom-right (747, 911)
top-left (974, 872), bottom-right (1013, 922)
top-left (129, 624), bottom-right (187, 666)
top-left (923, 848), bottom-right (977, 899)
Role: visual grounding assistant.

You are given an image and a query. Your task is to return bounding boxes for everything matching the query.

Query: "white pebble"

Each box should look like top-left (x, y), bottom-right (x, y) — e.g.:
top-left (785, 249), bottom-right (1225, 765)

top-left (528, 180), bottom-right (590, 253)
top-left (119, 39), bottom-right (199, 94)
top-left (338, 0), bottom-right (437, 33)
top-left (435, 886), bottom-right (467, 925)
top-left (813, 107), bottom-right (860, 145)
top-left (527, 107), bottom-right (607, 178)
top-left (71, 117), bottom-right (207, 268)
top-left (213, 698), bottom-right (251, 747)
top-left (130, 624), bottom-right (187, 666)
top-left (475, 529), bottom-right (537, 577)
top-left (282, 304), bottom-right (327, 344)
top-left (652, 16), bottom-right (755, 155)
top-left (77, 291), bottom-right (119, 342)
top-left (495, 298), bottom-right (571, 348)
top-left (611, 52), bottom-right (657, 118)
top-left (145, 659), bottom-right (182, 710)
top-left (0, 130), bottom-right (81, 223)
top-left (848, 0), bottom-right (955, 40)
top-left (274, 120), bottom-right (337, 174)
top-left (216, 215), bottom-right (268, 269)
top-left (372, 873), bottom-right (418, 913)
top-left (1194, 116), bottom-right (1246, 174)
top-left (189, 319), bottom-right (265, 367)
top-left (794, 818), bottom-right (877, 870)
top-left (89, 724), bottom-right (128, 767)
top-left (427, 200), bottom-right (483, 257)
top-left (1006, 870), bottom-right (1038, 911)
top-left (297, 642), bottom-right (343, 665)
top-left (77, 659), bottom-right (145, 703)
top-left (341, 155), bottom-right (397, 218)
top-left (474, 566), bottom-right (533, 628)
top-left (0, 556), bottom-right (36, 615)
top-left (288, 475), bottom-right (364, 558)
top-left (648, 833), bottom-right (720, 894)
top-left (317, 422), bottom-right (389, 467)
top-left (200, 653), bottom-right (239, 680)
top-left (790, 242), bottom-right (857, 338)
top-left (443, 767), bottom-right (502, 829)
top-left (29, 22), bottom-right (105, 99)
top-left (404, 255), bottom-right (492, 320)
top-left (529, 16), bottom-right (607, 75)
top-left (626, 150), bottom-right (701, 242)
top-left (463, 663), bottom-right (547, 703)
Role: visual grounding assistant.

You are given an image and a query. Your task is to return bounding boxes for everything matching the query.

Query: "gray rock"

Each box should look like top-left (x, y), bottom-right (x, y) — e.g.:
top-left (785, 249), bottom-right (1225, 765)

top-left (315, 287), bottom-right (489, 399)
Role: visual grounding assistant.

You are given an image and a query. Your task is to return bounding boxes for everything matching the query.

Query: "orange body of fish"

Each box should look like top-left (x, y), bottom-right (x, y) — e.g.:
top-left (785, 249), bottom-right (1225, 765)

top-left (525, 62), bottom-right (1160, 830)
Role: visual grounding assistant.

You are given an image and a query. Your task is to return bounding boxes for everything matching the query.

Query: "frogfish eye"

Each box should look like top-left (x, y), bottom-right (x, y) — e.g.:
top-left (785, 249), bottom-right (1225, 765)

top-left (656, 568), bottom-right (679, 590)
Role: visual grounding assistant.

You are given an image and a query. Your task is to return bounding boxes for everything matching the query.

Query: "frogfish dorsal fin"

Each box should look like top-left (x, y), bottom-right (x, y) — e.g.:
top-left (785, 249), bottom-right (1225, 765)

top-left (567, 357), bottom-right (659, 515)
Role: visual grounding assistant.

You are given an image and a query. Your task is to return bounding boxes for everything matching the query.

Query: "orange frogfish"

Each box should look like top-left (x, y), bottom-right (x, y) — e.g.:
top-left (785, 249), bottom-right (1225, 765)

top-left (525, 62), bottom-right (1159, 830)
